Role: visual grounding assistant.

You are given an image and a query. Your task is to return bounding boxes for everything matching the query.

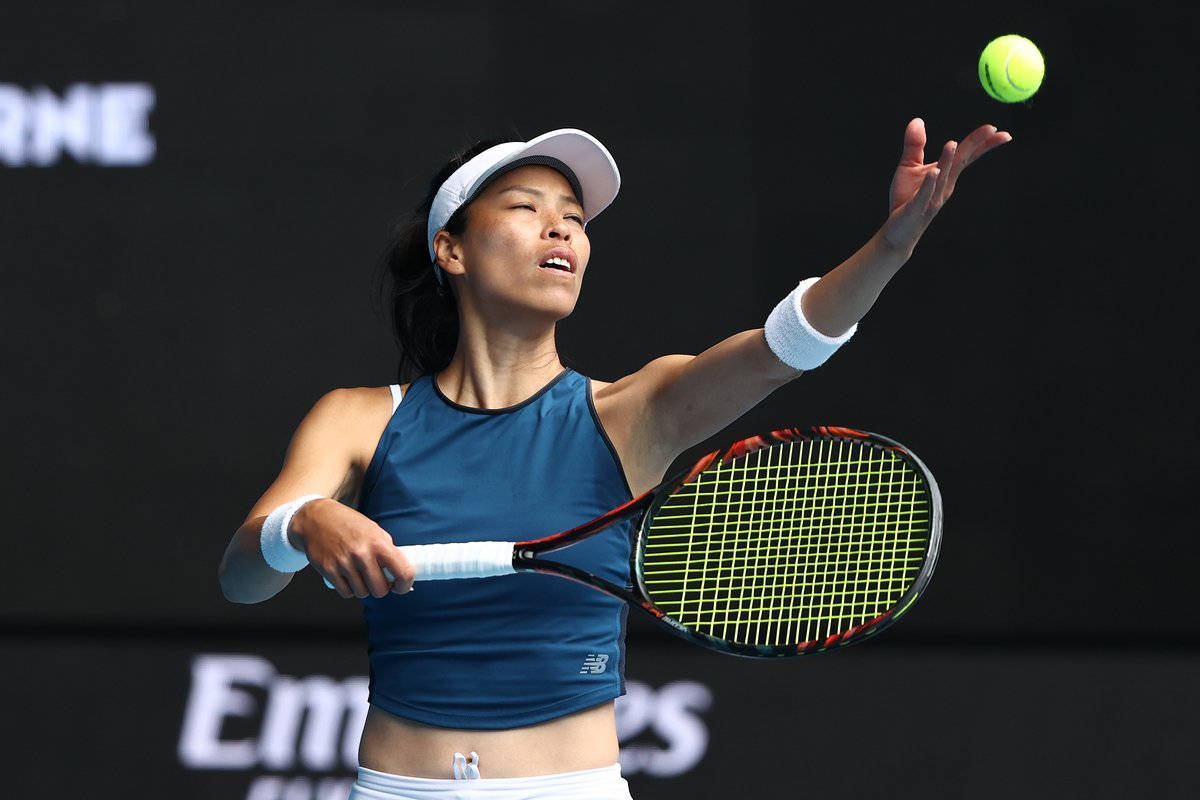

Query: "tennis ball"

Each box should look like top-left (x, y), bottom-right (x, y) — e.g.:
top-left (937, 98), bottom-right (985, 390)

top-left (978, 35), bottom-right (1044, 103)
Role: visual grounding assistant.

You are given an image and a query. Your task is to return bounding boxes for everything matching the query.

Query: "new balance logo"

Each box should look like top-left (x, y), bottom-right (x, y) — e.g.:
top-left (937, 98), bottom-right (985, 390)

top-left (579, 654), bottom-right (609, 675)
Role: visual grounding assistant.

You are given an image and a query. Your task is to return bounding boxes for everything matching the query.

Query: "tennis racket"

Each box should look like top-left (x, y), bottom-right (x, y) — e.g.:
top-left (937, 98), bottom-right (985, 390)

top-left (328, 426), bottom-right (942, 659)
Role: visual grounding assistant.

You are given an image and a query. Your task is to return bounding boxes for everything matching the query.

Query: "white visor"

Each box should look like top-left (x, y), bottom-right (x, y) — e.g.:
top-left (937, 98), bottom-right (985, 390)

top-left (426, 128), bottom-right (620, 283)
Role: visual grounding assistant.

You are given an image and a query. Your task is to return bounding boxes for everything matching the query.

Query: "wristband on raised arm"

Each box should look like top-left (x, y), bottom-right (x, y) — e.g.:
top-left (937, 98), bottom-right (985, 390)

top-left (763, 276), bottom-right (857, 370)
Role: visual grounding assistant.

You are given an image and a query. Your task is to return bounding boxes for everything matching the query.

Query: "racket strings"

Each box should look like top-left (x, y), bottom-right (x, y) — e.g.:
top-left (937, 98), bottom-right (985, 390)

top-left (641, 438), bottom-right (930, 648)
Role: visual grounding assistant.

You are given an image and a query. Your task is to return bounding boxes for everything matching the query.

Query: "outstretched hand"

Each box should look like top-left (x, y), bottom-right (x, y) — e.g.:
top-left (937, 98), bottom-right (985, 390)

top-left (880, 118), bottom-right (1012, 252)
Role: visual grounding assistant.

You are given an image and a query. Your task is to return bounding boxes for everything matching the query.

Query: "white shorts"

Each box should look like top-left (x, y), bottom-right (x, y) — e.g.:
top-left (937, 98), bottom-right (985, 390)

top-left (348, 763), bottom-right (633, 800)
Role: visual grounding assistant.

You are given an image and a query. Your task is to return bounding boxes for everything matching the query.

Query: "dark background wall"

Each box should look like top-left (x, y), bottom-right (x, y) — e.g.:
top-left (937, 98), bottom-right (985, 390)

top-left (2, 3), bottom-right (1197, 797)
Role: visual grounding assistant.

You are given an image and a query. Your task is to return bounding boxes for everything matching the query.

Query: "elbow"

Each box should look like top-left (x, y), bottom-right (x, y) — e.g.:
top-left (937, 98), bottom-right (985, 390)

top-left (218, 521), bottom-right (284, 604)
top-left (217, 565), bottom-right (250, 604)
top-left (217, 557), bottom-right (270, 605)
top-left (219, 576), bottom-right (271, 605)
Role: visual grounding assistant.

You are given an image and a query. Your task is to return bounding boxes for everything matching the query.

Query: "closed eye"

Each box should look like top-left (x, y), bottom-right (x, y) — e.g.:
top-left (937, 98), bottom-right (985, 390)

top-left (514, 204), bottom-right (583, 224)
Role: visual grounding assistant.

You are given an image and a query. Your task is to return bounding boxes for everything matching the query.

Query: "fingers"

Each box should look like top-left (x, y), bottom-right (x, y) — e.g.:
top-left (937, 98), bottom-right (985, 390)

top-left (382, 549), bottom-right (417, 595)
top-left (352, 552), bottom-right (393, 599)
top-left (932, 140), bottom-right (956, 206)
top-left (300, 504), bottom-right (416, 600)
top-left (884, 119), bottom-right (1012, 252)
top-left (320, 550), bottom-right (411, 599)
top-left (322, 565), bottom-right (363, 599)
top-left (880, 166), bottom-right (940, 251)
top-left (339, 563), bottom-right (372, 599)
top-left (324, 570), bottom-right (353, 599)
top-left (898, 117), bottom-right (928, 167)
top-left (343, 548), bottom-right (414, 598)
top-left (945, 124), bottom-right (1012, 196)
top-left (915, 167), bottom-right (940, 216)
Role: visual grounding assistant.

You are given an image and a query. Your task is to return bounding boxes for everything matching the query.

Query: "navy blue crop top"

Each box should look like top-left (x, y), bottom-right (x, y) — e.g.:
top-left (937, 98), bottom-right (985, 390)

top-left (356, 369), bottom-right (634, 729)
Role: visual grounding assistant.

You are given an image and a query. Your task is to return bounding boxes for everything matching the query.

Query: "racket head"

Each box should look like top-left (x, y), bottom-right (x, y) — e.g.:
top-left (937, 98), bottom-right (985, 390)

top-left (632, 426), bottom-right (942, 658)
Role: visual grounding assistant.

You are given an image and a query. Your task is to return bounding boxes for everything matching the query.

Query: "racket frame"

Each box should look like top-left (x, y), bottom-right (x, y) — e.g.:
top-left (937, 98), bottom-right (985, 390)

top-left (516, 426), bottom-right (942, 659)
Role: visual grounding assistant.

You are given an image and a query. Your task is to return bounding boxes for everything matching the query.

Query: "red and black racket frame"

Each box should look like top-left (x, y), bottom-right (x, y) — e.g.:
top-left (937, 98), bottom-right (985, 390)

top-left (514, 426), bottom-right (943, 659)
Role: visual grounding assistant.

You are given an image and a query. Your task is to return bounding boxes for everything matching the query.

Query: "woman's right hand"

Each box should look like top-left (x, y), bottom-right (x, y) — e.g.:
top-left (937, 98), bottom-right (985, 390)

top-left (289, 498), bottom-right (416, 598)
top-left (219, 386), bottom-right (405, 604)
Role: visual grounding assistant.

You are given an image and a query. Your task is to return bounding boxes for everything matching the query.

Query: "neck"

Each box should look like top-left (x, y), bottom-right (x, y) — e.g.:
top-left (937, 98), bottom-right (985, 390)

top-left (437, 315), bottom-right (564, 409)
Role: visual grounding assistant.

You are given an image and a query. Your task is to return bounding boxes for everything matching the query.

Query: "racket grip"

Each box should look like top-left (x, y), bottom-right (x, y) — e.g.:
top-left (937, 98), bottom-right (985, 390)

top-left (321, 541), bottom-right (517, 590)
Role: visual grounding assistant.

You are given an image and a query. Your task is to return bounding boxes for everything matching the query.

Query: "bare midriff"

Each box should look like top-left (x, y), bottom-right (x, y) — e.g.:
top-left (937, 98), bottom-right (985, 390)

top-left (357, 701), bottom-right (619, 779)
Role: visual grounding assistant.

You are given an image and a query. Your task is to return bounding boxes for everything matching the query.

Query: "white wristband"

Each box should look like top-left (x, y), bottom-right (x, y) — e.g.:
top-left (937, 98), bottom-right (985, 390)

top-left (764, 276), bottom-right (857, 370)
top-left (260, 494), bottom-right (325, 573)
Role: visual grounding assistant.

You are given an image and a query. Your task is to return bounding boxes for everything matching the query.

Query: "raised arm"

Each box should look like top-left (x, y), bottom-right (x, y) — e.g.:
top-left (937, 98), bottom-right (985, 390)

top-left (598, 119), bottom-right (1010, 488)
top-left (803, 118), bottom-right (1011, 335)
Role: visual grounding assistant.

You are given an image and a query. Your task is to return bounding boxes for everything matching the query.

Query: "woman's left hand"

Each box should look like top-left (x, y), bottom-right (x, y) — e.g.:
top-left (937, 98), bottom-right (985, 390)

top-left (880, 118), bottom-right (1012, 253)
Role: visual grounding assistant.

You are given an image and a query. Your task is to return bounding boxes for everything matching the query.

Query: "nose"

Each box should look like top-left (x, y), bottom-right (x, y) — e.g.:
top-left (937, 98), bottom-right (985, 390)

top-left (546, 218), bottom-right (571, 240)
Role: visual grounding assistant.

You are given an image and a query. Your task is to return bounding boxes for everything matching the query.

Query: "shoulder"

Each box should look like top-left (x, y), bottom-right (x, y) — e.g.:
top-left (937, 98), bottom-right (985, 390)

top-left (306, 384), bottom-right (411, 469)
top-left (589, 356), bottom-right (697, 496)
top-left (590, 355), bottom-right (694, 415)
top-left (310, 384), bottom-right (400, 420)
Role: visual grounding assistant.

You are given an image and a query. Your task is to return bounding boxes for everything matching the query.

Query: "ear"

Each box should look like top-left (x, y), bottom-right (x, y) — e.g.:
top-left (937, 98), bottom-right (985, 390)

top-left (432, 230), bottom-right (466, 277)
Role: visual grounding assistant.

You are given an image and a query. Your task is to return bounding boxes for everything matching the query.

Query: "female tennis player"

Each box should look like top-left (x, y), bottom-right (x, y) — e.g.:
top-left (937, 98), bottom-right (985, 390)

top-left (218, 121), bottom-right (1008, 798)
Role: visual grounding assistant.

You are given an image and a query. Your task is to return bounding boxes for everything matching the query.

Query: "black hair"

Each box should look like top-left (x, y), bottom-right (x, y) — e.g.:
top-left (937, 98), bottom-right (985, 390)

top-left (374, 137), bottom-right (509, 383)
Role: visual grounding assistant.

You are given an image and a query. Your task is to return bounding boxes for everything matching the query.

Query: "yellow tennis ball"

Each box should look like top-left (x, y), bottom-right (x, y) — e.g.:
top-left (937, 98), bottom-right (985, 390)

top-left (979, 35), bottom-right (1044, 103)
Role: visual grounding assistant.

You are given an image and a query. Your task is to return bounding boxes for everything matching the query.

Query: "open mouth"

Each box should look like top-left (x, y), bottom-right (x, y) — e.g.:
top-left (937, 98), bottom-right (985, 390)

top-left (539, 257), bottom-right (574, 273)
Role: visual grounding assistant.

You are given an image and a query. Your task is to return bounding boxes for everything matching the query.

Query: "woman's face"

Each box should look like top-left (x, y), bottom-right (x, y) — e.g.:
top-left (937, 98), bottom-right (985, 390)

top-left (437, 164), bottom-right (592, 324)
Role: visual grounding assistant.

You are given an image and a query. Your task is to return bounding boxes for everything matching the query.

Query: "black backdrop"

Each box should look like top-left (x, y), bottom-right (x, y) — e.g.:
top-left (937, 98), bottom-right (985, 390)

top-left (3, 3), bottom-right (1199, 798)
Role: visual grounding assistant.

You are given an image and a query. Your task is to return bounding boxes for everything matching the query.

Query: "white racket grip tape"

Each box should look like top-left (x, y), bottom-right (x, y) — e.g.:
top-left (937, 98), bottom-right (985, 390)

top-left (398, 541), bottom-right (517, 580)
top-left (321, 541), bottom-right (517, 590)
